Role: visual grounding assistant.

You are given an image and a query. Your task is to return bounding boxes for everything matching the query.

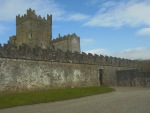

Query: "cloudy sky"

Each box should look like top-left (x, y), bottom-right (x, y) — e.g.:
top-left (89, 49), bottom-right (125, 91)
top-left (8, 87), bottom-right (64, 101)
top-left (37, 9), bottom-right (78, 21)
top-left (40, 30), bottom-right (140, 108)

top-left (0, 0), bottom-right (150, 60)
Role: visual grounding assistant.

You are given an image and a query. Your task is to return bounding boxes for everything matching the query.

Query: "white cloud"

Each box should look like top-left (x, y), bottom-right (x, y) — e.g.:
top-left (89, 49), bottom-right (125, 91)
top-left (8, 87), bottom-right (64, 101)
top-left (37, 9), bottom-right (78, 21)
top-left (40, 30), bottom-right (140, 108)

top-left (115, 47), bottom-right (150, 60)
top-left (81, 38), bottom-right (95, 46)
top-left (84, 1), bottom-right (150, 27)
top-left (136, 28), bottom-right (150, 36)
top-left (0, 0), bottom-right (64, 21)
top-left (0, 0), bottom-right (91, 22)
top-left (84, 48), bottom-right (109, 56)
top-left (0, 0), bottom-right (65, 44)
top-left (67, 13), bottom-right (90, 21)
top-left (83, 47), bottom-right (150, 60)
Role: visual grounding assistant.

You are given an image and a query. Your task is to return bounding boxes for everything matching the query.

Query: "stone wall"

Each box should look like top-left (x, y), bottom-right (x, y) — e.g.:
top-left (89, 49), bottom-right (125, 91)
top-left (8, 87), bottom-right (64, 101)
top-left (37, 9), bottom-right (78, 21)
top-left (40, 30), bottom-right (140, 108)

top-left (117, 70), bottom-right (150, 87)
top-left (0, 8), bottom-right (142, 94)
top-left (0, 43), bottom-right (135, 67)
top-left (9, 8), bottom-right (52, 49)
top-left (0, 57), bottom-right (135, 93)
top-left (0, 58), bottom-right (99, 93)
top-left (52, 33), bottom-right (80, 53)
top-left (0, 39), bottom-right (137, 93)
top-left (136, 60), bottom-right (150, 72)
top-left (99, 66), bottom-right (135, 86)
top-left (52, 39), bottom-right (68, 52)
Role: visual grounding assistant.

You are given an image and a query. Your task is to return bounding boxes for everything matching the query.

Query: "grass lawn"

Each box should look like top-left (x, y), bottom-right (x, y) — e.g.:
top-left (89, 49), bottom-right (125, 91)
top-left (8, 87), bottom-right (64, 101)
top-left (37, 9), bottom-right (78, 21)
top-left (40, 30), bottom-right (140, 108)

top-left (0, 86), bottom-right (115, 109)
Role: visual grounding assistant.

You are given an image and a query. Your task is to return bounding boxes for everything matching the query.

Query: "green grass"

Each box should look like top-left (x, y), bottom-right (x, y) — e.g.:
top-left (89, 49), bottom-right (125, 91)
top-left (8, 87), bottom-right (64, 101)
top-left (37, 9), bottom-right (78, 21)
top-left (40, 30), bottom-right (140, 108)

top-left (0, 86), bottom-right (115, 109)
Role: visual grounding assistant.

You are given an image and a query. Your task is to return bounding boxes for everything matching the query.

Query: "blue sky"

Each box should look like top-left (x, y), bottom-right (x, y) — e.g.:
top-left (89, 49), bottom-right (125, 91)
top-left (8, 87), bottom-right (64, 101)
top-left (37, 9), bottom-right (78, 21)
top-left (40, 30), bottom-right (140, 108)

top-left (0, 0), bottom-right (150, 60)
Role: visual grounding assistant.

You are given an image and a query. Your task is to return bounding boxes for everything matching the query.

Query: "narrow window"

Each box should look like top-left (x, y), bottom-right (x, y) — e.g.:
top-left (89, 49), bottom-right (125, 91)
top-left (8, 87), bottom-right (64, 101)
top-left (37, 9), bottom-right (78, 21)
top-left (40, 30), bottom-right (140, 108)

top-left (28, 34), bottom-right (32, 39)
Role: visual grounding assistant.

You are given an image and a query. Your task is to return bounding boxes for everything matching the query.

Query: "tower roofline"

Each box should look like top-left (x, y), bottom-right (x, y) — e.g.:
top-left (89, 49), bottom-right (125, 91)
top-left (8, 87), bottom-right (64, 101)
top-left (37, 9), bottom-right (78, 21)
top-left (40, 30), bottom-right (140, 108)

top-left (16, 8), bottom-right (52, 25)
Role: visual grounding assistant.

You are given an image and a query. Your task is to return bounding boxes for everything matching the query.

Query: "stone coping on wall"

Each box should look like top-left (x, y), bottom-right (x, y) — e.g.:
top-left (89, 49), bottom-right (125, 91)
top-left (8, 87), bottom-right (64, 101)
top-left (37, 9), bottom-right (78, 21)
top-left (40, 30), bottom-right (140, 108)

top-left (0, 43), bottom-right (136, 67)
top-left (52, 33), bottom-right (80, 44)
top-left (16, 8), bottom-right (52, 25)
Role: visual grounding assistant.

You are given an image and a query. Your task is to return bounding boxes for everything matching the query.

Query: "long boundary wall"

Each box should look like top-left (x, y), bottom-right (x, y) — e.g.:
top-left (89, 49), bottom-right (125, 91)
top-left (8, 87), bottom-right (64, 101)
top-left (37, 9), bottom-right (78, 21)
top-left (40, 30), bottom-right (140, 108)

top-left (0, 58), bottom-right (99, 93)
top-left (0, 57), bottom-right (135, 93)
top-left (0, 43), bottom-right (137, 93)
top-left (117, 70), bottom-right (150, 87)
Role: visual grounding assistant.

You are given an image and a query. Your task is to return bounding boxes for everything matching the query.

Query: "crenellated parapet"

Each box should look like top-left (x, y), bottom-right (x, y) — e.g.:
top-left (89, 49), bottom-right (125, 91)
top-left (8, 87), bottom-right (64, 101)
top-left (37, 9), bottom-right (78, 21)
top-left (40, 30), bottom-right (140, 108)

top-left (0, 43), bottom-right (136, 67)
top-left (52, 33), bottom-right (80, 43)
top-left (16, 8), bottom-right (52, 25)
top-left (8, 35), bottom-right (17, 44)
top-left (14, 8), bottom-right (52, 49)
top-left (3, 8), bottom-right (136, 68)
top-left (52, 33), bottom-right (80, 53)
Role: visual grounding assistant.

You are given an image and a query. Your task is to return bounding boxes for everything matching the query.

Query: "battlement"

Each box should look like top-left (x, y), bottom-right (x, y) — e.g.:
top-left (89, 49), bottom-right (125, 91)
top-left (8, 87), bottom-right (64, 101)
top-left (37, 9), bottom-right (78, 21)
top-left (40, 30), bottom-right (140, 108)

top-left (8, 35), bottom-right (16, 44)
top-left (51, 33), bottom-right (80, 53)
top-left (0, 43), bottom-right (136, 67)
top-left (16, 8), bottom-right (52, 25)
top-left (14, 8), bottom-right (52, 48)
top-left (52, 33), bottom-right (80, 43)
top-left (4, 8), bottom-right (135, 68)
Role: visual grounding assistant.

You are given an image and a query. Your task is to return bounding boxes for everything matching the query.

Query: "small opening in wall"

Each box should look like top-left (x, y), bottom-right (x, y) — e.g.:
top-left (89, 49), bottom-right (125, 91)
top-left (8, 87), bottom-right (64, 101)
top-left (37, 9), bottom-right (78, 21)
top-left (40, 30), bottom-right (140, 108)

top-left (28, 34), bottom-right (32, 39)
top-left (99, 69), bottom-right (103, 86)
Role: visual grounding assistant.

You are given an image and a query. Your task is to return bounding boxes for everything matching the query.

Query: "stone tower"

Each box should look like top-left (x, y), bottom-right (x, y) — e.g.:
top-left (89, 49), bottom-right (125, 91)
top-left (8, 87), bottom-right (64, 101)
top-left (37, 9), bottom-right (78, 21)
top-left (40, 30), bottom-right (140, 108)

top-left (52, 33), bottom-right (80, 53)
top-left (10, 8), bottom-right (52, 49)
top-left (8, 8), bottom-right (80, 52)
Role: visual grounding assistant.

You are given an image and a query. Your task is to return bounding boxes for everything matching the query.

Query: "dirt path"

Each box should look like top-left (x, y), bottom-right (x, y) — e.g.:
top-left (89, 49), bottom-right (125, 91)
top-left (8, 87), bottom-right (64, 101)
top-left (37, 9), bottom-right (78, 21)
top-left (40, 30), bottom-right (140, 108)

top-left (0, 87), bottom-right (150, 113)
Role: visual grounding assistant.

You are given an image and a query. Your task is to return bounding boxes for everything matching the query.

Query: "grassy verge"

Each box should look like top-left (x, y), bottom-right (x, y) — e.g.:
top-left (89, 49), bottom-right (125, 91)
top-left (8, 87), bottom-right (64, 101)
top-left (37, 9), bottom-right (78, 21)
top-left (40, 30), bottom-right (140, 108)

top-left (0, 86), bottom-right (115, 109)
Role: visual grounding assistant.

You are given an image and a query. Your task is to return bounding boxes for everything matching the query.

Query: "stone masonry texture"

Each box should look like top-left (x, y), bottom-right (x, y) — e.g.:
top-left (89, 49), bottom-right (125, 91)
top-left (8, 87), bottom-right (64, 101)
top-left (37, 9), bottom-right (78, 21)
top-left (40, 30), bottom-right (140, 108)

top-left (0, 8), bottom-right (149, 94)
top-left (0, 58), bottom-right (99, 93)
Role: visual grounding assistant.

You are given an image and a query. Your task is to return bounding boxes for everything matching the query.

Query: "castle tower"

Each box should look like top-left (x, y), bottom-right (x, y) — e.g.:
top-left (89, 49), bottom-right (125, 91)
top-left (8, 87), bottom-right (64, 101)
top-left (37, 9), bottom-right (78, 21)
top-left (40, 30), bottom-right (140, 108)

top-left (52, 33), bottom-right (80, 53)
top-left (15, 8), bottom-right (52, 49)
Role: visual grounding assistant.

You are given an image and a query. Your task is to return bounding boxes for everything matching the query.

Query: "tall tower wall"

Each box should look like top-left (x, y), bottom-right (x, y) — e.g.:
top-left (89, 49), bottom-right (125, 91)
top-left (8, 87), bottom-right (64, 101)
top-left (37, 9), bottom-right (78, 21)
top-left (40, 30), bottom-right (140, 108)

top-left (15, 8), bottom-right (52, 49)
top-left (52, 33), bottom-right (80, 53)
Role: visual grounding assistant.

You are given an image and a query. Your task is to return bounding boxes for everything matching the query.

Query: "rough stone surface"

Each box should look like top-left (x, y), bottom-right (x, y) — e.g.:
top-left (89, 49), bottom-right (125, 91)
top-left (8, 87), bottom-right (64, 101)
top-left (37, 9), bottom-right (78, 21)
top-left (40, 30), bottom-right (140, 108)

top-left (0, 58), bottom-right (99, 93)
top-left (9, 8), bottom-right (80, 52)
top-left (117, 70), bottom-right (150, 87)
top-left (0, 43), bottom-right (136, 67)
top-left (0, 57), bottom-right (135, 93)
top-left (52, 33), bottom-right (80, 53)
top-left (0, 8), bottom-right (142, 94)
top-left (9, 8), bottom-right (52, 49)
top-left (98, 66), bottom-right (134, 86)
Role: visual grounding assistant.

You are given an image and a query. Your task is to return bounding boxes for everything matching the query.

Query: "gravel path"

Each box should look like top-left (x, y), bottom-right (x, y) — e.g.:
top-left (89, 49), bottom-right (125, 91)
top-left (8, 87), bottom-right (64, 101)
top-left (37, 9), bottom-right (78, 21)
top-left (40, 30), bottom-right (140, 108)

top-left (0, 87), bottom-right (150, 113)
